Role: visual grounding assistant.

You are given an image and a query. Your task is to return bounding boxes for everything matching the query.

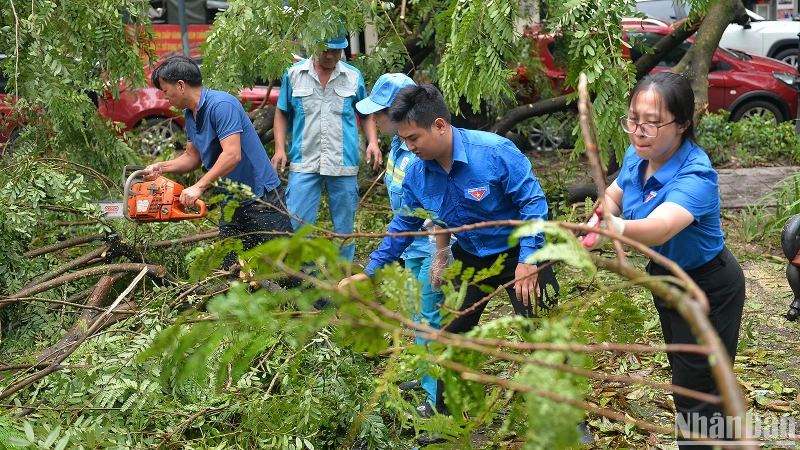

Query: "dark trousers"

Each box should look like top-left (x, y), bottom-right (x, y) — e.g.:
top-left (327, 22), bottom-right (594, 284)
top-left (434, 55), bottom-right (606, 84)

top-left (435, 243), bottom-right (560, 410)
top-left (219, 185), bottom-right (293, 270)
top-left (648, 246), bottom-right (745, 450)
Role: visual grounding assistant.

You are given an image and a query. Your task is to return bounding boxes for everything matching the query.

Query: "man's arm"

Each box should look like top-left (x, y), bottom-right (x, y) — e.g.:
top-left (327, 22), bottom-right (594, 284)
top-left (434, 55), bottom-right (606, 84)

top-left (272, 74), bottom-right (292, 172)
top-left (499, 145), bottom-right (549, 306)
top-left (501, 146), bottom-right (548, 262)
top-left (178, 134), bottom-right (241, 207)
top-left (361, 115), bottom-right (382, 170)
top-left (144, 141), bottom-right (203, 179)
top-left (435, 227), bottom-right (451, 250)
top-left (272, 107), bottom-right (289, 172)
top-left (354, 73), bottom-right (381, 170)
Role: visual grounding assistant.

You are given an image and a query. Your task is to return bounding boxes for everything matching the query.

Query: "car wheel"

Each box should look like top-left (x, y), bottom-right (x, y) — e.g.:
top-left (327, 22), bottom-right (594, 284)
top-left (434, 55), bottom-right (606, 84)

top-left (134, 117), bottom-right (181, 158)
top-left (1, 126), bottom-right (23, 158)
top-left (514, 112), bottom-right (575, 152)
top-left (775, 48), bottom-right (798, 68)
top-left (731, 100), bottom-right (784, 123)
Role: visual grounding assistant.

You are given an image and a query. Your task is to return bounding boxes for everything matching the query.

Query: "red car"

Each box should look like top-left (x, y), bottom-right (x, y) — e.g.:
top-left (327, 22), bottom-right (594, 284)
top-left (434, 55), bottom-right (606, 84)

top-left (516, 21), bottom-right (800, 146)
top-left (0, 56), bottom-right (19, 149)
top-left (97, 50), bottom-right (282, 157)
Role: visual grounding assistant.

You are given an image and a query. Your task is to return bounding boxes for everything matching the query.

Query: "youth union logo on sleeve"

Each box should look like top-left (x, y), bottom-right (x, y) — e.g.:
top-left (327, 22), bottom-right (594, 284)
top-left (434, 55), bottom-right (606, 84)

top-left (400, 157), bottom-right (410, 171)
top-left (645, 191), bottom-right (658, 203)
top-left (466, 186), bottom-right (489, 201)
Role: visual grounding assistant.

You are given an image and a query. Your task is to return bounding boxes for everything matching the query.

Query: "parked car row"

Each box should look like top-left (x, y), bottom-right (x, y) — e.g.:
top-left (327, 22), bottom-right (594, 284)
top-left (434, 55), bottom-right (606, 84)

top-left (516, 19), bottom-right (800, 126)
top-left (0, 49), bottom-right (284, 156)
top-left (97, 47), bottom-right (284, 156)
top-left (4, 12), bottom-right (800, 156)
top-left (635, 0), bottom-right (800, 66)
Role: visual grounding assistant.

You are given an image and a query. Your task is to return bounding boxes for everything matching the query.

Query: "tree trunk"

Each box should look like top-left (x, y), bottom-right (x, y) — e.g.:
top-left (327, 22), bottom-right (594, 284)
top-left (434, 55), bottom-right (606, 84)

top-left (248, 106), bottom-right (276, 144)
top-left (672, 0), bottom-right (747, 126)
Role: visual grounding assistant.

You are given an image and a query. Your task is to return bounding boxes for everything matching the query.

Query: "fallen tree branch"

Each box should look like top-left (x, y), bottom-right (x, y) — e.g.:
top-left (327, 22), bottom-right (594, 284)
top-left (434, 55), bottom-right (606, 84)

top-left (155, 407), bottom-right (225, 449)
top-left (0, 270), bottom-right (147, 401)
top-left (0, 364), bottom-right (91, 372)
top-left (24, 233), bottom-right (106, 258)
top-left (21, 243), bottom-right (111, 291)
top-left (35, 276), bottom-right (117, 363)
top-left (61, 272), bottom-right (129, 307)
top-left (149, 229), bottom-right (219, 248)
top-left (3, 263), bottom-right (171, 310)
top-left (0, 296), bottom-right (135, 314)
top-left (433, 357), bottom-right (674, 435)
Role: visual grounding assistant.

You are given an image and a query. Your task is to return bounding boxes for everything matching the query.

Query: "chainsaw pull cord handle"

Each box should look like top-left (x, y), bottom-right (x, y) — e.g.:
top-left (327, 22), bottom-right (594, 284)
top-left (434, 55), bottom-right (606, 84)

top-left (123, 169), bottom-right (149, 222)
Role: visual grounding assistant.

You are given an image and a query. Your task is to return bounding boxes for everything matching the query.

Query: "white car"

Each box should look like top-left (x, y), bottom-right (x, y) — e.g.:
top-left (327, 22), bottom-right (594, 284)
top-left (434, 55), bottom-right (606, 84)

top-left (719, 10), bottom-right (800, 66)
top-left (635, 0), bottom-right (800, 66)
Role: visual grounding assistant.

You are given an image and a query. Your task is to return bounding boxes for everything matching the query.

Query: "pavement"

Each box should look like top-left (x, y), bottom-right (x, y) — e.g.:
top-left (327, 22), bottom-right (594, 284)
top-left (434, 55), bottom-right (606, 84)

top-left (718, 166), bottom-right (799, 209)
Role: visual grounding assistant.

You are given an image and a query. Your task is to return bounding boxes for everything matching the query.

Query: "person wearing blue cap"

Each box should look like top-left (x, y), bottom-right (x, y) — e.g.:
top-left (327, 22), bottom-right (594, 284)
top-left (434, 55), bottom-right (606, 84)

top-left (340, 85), bottom-right (561, 435)
top-left (272, 33), bottom-right (381, 262)
top-left (355, 73), bottom-right (444, 418)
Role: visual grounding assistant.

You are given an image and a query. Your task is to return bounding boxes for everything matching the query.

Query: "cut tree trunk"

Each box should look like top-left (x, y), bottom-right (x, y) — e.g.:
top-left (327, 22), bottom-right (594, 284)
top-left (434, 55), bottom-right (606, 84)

top-left (672, 0), bottom-right (747, 125)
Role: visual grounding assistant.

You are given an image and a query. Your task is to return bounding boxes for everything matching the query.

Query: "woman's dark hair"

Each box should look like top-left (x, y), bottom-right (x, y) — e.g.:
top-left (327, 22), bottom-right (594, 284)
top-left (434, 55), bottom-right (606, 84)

top-left (629, 72), bottom-right (695, 142)
top-left (152, 56), bottom-right (203, 90)
top-left (388, 84), bottom-right (451, 128)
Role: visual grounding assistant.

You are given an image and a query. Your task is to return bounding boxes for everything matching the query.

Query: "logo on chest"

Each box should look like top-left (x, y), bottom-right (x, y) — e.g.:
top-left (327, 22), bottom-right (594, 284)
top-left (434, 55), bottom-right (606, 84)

top-left (465, 185), bottom-right (489, 201)
top-left (645, 190), bottom-right (658, 203)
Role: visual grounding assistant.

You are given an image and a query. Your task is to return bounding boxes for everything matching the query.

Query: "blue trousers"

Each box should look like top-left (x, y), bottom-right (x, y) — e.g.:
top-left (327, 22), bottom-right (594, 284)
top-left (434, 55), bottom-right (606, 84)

top-left (285, 172), bottom-right (358, 261)
top-left (405, 256), bottom-right (443, 406)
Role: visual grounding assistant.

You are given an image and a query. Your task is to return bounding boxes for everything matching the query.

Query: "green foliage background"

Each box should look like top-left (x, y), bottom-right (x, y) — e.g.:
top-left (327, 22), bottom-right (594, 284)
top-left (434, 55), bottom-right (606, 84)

top-left (0, 0), bottom-right (744, 448)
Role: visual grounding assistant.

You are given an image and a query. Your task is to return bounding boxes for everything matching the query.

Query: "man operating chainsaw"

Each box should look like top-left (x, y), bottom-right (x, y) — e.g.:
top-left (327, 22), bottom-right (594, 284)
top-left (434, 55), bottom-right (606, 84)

top-left (144, 56), bottom-right (293, 270)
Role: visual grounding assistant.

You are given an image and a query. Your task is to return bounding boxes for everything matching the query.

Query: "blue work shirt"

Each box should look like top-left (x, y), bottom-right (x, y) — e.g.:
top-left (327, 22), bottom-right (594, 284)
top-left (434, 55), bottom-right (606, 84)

top-left (616, 139), bottom-right (724, 270)
top-left (276, 58), bottom-right (368, 176)
top-left (386, 136), bottom-right (429, 260)
top-left (184, 88), bottom-right (280, 201)
top-left (365, 127), bottom-right (548, 276)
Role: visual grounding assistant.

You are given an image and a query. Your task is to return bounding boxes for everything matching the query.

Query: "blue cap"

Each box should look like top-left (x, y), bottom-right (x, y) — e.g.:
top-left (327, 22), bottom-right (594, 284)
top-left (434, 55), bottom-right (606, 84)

top-left (356, 73), bottom-right (417, 115)
top-left (325, 34), bottom-right (349, 49)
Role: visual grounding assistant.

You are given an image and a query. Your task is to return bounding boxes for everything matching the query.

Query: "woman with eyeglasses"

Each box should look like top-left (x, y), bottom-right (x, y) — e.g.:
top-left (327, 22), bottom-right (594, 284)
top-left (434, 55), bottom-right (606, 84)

top-left (582, 72), bottom-right (745, 449)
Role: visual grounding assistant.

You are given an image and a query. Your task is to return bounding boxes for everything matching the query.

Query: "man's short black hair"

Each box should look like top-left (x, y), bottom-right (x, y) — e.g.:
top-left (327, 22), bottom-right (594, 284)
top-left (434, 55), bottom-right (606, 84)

top-left (152, 56), bottom-right (203, 90)
top-left (388, 84), bottom-right (451, 129)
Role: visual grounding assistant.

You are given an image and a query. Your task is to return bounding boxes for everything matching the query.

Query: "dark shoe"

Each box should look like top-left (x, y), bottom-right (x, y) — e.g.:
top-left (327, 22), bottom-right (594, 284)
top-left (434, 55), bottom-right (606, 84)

top-left (408, 402), bottom-right (450, 420)
top-left (313, 298), bottom-right (333, 310)
top-left (417, 432), bottom-right (447, 446)
top-left (409, 402), bottom-right (437, 419)
top-left (577, 422), bottom-right (595, 445)
top-left (398, 379), bottom-right (423, 393)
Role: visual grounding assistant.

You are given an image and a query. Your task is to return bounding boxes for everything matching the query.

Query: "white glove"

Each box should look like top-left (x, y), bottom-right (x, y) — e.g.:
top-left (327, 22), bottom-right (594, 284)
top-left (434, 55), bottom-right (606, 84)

top-left (429, 246), bottom-right (452, 291)
top-left (580, 210), bottom-right (625, 250)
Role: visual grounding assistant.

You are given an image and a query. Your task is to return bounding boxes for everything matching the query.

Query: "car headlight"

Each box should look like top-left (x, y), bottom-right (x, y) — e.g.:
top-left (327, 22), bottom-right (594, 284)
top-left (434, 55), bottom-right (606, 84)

top-left (774, 72), bottom-right (800, 91)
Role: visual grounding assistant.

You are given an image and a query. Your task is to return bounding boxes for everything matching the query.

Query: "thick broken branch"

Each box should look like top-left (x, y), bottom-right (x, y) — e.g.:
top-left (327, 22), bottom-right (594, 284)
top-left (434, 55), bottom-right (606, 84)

top-left (24, 233), bottom-right (106, 258)
top-left (3, 263), bottom-right (171, 310)
top-left (0, 269), bottom-right (148, 401)
top-left (150, 229), bottom-right (219, 248)
top-left (22, 243), bottom-right (111, 291)
top-left (35, 276), bottom-right (116, 363)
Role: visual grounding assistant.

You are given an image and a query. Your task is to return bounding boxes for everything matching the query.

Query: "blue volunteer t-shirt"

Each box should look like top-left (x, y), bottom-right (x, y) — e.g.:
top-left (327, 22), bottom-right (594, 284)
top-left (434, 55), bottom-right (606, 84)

top-left (616, 139), bottom-right (724, 270)
top-left (184, 88), bottom-right (280, 201)
top-left (364, 127), bottom-right (548, 276)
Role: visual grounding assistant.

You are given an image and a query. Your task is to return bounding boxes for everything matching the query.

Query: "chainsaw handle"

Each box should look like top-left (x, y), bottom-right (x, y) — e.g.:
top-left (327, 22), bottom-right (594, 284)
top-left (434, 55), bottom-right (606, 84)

top-left (123, 169), bottom-right (149, 222)
top-left (170, 198), bottom-right (207, 220)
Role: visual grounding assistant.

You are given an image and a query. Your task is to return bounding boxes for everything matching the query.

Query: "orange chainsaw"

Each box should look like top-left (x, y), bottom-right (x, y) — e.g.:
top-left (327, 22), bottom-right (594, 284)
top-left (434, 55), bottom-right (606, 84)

top-left (96, 165), bottom-right (207, 222)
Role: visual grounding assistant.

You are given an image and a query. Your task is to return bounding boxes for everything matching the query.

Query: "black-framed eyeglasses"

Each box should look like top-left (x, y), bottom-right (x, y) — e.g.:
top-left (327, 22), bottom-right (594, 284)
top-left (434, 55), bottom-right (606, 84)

top-left (619, 115), bottom-right (676, 138)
